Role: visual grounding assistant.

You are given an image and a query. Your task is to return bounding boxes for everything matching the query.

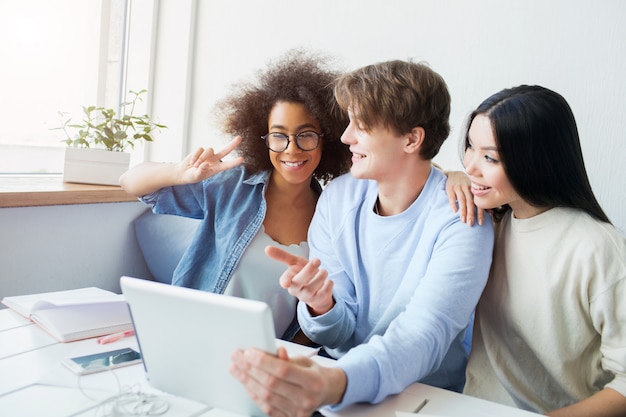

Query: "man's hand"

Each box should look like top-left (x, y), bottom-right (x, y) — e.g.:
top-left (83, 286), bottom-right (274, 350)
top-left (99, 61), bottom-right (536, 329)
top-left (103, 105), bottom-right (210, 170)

top-left (265, 246), bottom-right (334, 316)
top-left (230, 347), bottom-right (346, 417)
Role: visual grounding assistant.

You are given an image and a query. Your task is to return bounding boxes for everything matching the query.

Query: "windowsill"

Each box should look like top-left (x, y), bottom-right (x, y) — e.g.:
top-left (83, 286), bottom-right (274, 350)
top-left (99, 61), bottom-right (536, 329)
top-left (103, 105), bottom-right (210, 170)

top-left (0, 175), bottom-right (138, 208)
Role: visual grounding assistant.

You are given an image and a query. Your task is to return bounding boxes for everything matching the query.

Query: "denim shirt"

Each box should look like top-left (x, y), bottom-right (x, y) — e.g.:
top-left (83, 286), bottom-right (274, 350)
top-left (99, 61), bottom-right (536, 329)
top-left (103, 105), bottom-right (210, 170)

top-left (140, 165), bottom-right (322, 339)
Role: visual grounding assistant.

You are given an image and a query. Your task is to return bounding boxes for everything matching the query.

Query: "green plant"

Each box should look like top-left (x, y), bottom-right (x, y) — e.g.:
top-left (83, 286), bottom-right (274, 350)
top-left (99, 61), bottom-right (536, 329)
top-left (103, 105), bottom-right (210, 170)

top-left (55, 89), bottom-right (167, 152)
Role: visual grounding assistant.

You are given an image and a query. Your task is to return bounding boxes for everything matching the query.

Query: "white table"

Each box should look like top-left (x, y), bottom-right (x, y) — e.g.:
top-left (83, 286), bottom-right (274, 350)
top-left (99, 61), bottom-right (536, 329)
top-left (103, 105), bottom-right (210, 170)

top-left (0, 308), bottom-right (540, 417)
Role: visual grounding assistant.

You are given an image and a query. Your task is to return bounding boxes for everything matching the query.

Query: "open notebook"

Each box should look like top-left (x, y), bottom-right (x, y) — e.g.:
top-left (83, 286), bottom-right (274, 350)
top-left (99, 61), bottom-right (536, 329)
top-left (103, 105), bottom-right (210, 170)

top-left (1, 287), bottom-right (132, 342)
top-left (121, 276), bottom-right (280, 417)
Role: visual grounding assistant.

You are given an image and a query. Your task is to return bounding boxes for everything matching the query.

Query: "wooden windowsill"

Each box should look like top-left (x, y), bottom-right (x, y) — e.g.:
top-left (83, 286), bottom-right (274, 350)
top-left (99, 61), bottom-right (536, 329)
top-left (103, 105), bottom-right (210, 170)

top-left (0, 175), bottom-right (138, 208)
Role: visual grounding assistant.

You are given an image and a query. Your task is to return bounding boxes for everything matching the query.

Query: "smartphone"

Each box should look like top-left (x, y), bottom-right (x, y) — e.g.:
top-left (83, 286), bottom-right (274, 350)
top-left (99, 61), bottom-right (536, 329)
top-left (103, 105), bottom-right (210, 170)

top-left (62, 347), bottom-right (142, 375)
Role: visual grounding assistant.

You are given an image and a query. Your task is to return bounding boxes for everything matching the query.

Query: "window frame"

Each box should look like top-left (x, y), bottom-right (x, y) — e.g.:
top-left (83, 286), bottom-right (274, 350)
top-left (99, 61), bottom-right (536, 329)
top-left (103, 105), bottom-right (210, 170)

top-left (0, 0), bottom-right (145, 206)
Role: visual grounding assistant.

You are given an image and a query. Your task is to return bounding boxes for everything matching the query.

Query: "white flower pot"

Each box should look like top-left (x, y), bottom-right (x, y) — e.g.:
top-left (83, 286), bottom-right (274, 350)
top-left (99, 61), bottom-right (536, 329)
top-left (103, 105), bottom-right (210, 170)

top-left (63, 148), bottom-right (131, 186)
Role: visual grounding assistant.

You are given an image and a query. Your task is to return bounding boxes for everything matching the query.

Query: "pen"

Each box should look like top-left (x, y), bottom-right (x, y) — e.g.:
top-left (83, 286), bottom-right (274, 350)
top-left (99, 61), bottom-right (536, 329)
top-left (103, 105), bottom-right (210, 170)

top-left (413, 398), bottom-right (429, 413)
top-left (97, 329), bottom-right (136, 344)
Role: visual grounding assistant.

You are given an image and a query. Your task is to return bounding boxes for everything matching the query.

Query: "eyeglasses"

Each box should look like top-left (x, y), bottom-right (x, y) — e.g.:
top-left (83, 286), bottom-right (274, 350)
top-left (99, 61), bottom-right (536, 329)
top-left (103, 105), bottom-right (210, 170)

top-left (261, 131), bottom-right (323, 153)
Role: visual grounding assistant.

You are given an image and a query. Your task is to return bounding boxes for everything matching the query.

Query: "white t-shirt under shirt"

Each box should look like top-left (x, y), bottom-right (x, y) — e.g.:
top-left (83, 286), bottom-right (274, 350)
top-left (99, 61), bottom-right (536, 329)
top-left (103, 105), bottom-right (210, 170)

top-left (224, 226), bottom-right (308, 338)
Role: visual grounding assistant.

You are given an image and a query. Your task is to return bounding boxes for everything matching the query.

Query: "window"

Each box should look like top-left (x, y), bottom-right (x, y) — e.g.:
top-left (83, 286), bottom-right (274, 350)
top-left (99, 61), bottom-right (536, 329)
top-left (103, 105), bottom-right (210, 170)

top-left (0, 0), bottom-right (128, 174)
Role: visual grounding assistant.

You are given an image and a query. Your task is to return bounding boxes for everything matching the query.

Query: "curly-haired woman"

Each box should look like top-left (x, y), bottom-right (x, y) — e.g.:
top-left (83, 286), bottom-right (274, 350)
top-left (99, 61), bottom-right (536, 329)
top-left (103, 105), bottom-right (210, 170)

top-left (120, 50), bottom-right (351, 343)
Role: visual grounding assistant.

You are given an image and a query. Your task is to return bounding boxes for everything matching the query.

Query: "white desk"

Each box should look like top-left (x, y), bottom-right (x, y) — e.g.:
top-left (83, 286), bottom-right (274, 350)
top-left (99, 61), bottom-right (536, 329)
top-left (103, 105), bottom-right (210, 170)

top-left (0, 308), bottom-right (540, 417)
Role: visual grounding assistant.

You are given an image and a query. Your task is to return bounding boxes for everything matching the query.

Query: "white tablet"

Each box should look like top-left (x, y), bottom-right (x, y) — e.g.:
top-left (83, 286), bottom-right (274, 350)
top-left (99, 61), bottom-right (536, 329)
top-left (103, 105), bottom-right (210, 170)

top-left (120, 276), bottom-right (276, 417)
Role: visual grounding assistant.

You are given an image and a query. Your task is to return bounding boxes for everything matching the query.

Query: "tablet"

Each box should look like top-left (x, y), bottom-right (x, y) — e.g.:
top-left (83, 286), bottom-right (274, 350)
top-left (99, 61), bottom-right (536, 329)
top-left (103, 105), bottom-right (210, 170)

top-left (120, 276), bottom-right (276, 417)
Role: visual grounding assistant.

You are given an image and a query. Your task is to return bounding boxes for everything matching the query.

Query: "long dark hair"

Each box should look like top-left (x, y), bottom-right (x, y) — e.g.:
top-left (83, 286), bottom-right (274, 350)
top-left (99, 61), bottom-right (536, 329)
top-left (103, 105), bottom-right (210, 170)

top-left (464, 85), bottom-right (610, 224)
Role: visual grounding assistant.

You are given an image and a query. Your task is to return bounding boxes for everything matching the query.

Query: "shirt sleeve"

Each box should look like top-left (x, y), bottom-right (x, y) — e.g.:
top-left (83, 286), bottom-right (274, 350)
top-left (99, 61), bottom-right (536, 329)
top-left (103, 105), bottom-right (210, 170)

top-left (139, 182), bottom-right (206, 219)
top-left (593, 278), bottom-right (626, 397)
top-left (586, 225), bottom-right (626, 398)
top-left (297, 184), bottom-right (360, 347)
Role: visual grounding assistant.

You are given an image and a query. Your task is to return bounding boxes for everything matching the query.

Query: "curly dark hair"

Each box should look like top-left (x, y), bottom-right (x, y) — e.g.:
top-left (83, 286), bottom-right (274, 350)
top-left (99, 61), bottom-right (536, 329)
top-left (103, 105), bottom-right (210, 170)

top-left (215, 49), bottom-right (351, 184)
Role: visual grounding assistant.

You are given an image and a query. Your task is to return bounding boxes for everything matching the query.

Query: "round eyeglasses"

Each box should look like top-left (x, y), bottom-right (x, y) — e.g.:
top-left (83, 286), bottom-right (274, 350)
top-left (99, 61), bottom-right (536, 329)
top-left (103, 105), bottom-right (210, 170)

top-left (261, 131), bottom-right (323, 153)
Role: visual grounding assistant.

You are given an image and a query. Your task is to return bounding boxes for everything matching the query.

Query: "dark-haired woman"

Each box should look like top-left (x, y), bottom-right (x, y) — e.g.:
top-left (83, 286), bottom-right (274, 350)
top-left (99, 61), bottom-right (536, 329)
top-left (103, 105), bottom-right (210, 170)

top-left (462, 85), bottom-right (626, 417)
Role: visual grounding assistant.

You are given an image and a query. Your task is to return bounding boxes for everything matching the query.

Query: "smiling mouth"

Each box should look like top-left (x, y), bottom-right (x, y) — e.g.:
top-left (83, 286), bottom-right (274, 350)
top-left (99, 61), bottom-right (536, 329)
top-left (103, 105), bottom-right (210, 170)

top-left (282, 160), bottom-right (306, 167)
top-left (471, 182), bottom-right (490, 191)
top-left (352, 153), bottom-right (366, 159)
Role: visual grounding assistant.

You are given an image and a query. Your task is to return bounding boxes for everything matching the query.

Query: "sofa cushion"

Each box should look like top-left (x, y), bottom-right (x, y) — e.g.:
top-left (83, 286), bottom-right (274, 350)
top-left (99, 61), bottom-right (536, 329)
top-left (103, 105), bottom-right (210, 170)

top-left (133, 210), bottom-right (200, 283)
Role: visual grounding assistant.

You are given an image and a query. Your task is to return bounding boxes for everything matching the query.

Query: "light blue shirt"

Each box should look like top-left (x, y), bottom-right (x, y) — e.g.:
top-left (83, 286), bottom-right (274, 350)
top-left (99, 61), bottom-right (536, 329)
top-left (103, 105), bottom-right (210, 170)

top-left (140, 165), bottom-right (322, 340)
top-left (299, 168), bottom-right (494, 408)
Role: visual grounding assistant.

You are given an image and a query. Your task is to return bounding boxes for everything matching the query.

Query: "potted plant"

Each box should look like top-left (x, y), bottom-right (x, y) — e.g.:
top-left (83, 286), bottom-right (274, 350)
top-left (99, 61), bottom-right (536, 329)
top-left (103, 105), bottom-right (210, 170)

top-left (54, 89), bottom-right (166, 186)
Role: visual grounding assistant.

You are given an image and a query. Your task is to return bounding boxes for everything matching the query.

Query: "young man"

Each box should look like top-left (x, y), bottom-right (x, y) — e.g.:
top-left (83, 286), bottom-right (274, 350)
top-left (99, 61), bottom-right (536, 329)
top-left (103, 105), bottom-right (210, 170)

top-left (230, 60), bottom-right (494, 416)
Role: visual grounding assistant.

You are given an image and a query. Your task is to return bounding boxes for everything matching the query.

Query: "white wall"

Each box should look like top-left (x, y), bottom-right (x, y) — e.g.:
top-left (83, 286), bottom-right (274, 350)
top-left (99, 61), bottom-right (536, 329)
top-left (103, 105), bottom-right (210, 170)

top-left (163, 0), bottom-right (625, 233)
top-left (0, 202), bottom-right (152, 299)
top-left (3, 0), bottom-right (623, 300)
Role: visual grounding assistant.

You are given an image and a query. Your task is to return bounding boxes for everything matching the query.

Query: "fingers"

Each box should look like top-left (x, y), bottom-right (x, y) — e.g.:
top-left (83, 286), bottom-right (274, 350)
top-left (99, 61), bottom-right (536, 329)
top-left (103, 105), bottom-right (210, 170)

top-left (180, 147), bottom-right (206, 170)
top-left (454, 187), bottom-right (469, 224)
top-left (476, 207), bottom-right (485, 226)
top-left (192, 136), bottom-right (243, 167)
top-left (194, 146), bottom-right (216, 167)
top-left (445, 171), bottom-right (479, 227)
top-left (447, 192), bottom-right (458, 213)
top-left (276, 346), bottom-right (289, 360)
top-left (277, 257), bottom-right (319, 292)
top-left (266, 246), bottom-right (309, 267)
top-left (219, 155), bottom-right (244, 171)
top-left (288, 260), bottom-right (326, 296)
top-left (215, 136), bottom-right (242, 160)
top-left (180, 140), bottom-right (244, 183)
top-left (230, 348), bottom-right (318, 417)
top-left (285, 261), bottom-right (334, 315)
top-left (230, 351), bottom-right (293, 416)
top-left (305, 280), bottom-right (334, 316)
top-left (276, 256), bottom-right (321, 294)
top-left (461, 186), bottom-right (475, 226)
top-left (266, 246), bottom-right (333, 314)
top-left (267, 246), bottom-right (310, 291)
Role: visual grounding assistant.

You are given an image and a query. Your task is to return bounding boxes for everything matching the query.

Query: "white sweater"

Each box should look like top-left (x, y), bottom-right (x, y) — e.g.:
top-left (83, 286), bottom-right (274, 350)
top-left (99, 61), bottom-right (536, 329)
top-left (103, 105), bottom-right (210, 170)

top-left (464, 207), bottom-right (626, 413)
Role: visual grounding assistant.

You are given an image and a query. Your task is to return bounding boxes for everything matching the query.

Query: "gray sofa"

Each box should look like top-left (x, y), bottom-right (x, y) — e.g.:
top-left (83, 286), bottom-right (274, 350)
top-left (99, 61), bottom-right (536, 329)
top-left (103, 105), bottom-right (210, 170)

top-left (133, 210), bottom-right (200, 284)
